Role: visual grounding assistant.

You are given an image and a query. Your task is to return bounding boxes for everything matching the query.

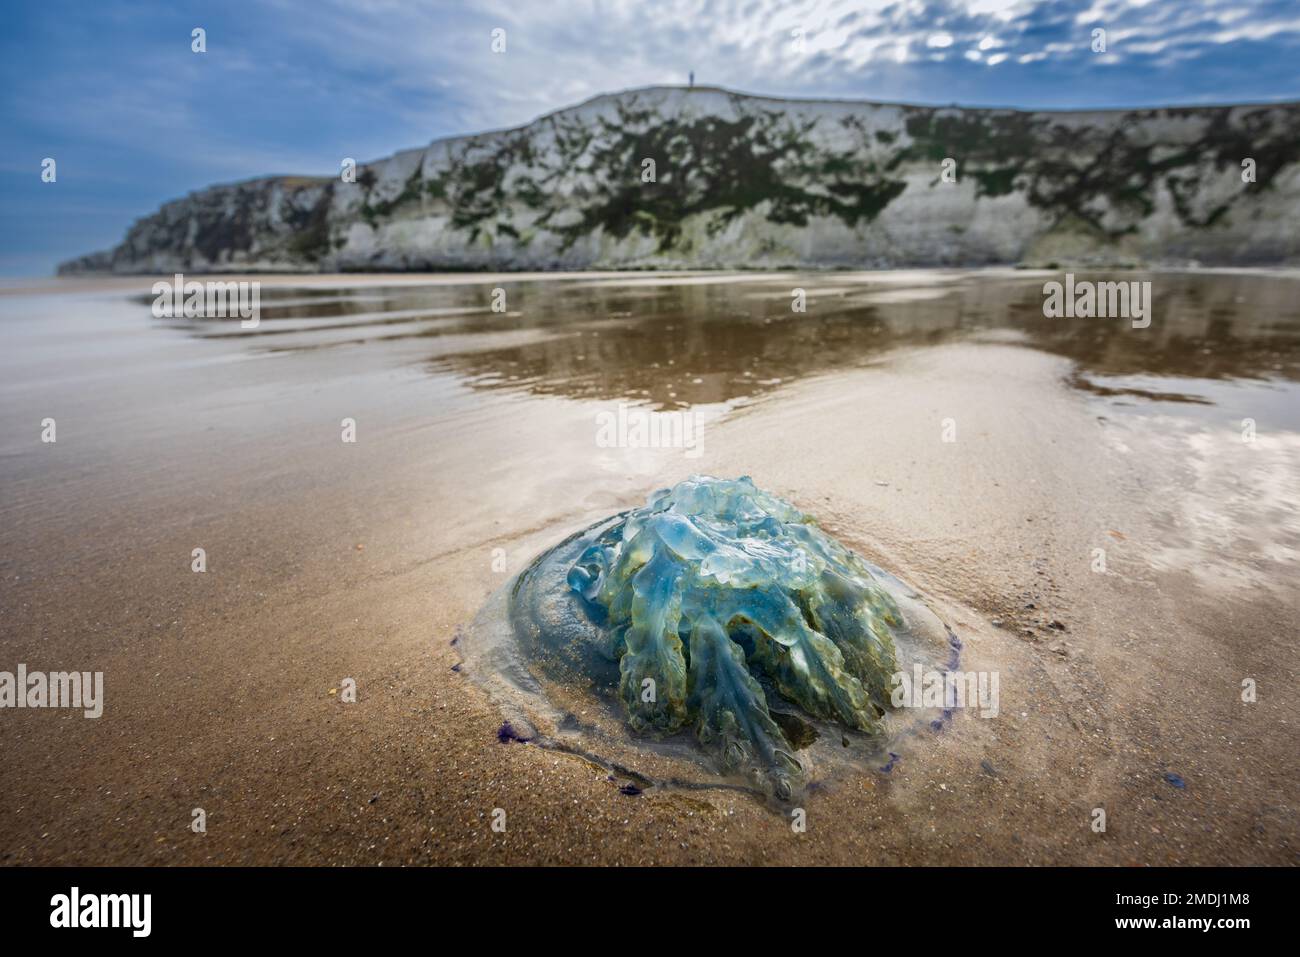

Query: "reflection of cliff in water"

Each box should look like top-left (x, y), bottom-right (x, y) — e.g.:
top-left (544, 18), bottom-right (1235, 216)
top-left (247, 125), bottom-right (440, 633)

top-left (999, 272), bottom-right (1300, 383)
top-left (145, 271), bottom-right (1300, 411)
top-left (425, 273), bottom-right (1300, 410)
top-left (429, 282), bottom-right (930, 411)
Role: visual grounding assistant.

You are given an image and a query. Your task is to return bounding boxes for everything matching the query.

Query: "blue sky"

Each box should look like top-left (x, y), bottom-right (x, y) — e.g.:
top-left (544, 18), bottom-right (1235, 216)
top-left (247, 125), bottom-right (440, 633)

top-left (3, 0), bottom-right (1298, 276)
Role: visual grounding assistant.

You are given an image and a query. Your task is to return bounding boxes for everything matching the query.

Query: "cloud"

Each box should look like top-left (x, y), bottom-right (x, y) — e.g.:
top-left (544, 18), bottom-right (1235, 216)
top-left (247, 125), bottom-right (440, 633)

top-left (1, 0), bottom-right (1298, 275)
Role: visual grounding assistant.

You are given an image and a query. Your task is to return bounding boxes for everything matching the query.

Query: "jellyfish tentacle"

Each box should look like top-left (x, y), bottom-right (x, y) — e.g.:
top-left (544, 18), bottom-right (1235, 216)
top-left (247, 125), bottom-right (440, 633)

top-left (686, 614), bottom-right (802, 799)
top-left (737, 588), bottom-right (876, 731)
top-left (759, 625), bottom-right (876, 732)
top-left (617, 550), bottom-right (689, 732)
top-left (806, 571), bottom-right (899, 713)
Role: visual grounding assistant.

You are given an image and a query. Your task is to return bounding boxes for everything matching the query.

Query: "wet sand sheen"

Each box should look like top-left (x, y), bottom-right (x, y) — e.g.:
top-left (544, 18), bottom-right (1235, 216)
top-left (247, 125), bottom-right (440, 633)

top-left (0, 270), bottom-right (1296, 864)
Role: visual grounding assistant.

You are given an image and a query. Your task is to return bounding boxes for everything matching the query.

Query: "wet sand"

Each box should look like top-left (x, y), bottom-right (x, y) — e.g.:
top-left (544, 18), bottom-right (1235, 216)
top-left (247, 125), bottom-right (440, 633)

top-left (0, 269), bottom-right (1296, 865)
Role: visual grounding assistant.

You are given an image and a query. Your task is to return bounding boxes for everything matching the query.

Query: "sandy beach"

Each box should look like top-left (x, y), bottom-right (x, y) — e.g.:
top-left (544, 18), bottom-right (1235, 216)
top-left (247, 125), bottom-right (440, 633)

top-left (0, 269), bottom-right (1296, 865)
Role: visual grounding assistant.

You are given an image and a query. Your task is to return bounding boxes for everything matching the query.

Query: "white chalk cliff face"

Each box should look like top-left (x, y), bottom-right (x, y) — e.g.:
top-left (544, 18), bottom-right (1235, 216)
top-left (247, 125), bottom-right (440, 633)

top-left (59, 86), bottom-right (1300, 274)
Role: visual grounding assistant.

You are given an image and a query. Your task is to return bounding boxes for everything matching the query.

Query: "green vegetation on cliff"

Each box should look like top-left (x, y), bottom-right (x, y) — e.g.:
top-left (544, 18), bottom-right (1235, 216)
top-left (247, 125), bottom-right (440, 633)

top-left (57, 87), bottom-right (1300, 274)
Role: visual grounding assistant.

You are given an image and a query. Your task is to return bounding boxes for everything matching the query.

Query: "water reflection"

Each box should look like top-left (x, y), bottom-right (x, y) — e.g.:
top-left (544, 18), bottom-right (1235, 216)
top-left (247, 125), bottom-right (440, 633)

top-left (151, 272), bottom-right (1300, 419)
top-left (430, 273), bottom-right (1300, 414)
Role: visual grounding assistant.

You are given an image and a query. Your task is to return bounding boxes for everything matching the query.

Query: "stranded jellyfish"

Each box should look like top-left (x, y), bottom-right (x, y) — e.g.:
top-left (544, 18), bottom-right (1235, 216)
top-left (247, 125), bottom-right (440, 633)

top-left (462, 476), bottom-right (957, 802)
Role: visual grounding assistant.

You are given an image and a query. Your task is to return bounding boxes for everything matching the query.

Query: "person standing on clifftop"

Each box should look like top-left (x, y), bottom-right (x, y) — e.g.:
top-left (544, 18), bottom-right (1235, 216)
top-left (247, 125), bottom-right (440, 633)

top-left (689, 71), bottom-right (694, 88)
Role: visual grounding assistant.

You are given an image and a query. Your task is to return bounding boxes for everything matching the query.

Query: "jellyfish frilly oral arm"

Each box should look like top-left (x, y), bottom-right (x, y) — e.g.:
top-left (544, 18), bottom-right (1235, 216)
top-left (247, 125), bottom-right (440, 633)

top-left (748, 600), bottom-right (877, 732)
top-left (618, 552), bottom-right (689, 732)
top-left (686, 615), bottom-right (802, 796)
top-left (806, 571), bottom-right (900, 713)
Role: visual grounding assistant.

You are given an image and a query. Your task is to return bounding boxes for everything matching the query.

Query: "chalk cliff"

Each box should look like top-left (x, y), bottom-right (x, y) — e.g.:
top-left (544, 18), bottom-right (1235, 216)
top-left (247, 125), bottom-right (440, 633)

top-left (57, 86), bottom-right (1300, 273)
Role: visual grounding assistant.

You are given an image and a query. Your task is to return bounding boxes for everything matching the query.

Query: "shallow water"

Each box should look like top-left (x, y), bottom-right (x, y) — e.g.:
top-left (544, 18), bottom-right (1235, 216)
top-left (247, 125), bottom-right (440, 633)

top-left (4, 268), bottom-right (1297, 651)
top-left (27, 268), bottom-right (1296, 417)
top-left (209, 270), bottom-right (1299, 418)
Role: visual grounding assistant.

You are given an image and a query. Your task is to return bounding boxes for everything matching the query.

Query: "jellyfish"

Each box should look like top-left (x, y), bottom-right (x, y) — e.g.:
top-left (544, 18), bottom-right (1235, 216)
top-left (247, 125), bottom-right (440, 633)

top-left (504, 476), bottom-right (942, 801)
